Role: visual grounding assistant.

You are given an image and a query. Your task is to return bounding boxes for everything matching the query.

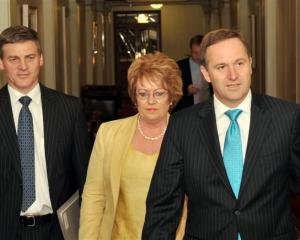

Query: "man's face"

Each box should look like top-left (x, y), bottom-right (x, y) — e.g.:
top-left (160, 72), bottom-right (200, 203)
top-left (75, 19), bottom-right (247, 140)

top-left (190, 43), bottom-right (201, 64)
top-left (0, 40), bottom-right (43, 94)
top-left (200, 38), bottom-right (252, 108)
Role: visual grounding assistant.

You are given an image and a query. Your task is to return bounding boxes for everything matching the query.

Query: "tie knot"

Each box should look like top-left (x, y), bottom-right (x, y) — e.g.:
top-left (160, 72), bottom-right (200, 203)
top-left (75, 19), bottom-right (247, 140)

top-left (225, 109), bottom-right (242, 121)
top-left (19, 96), bottom-right (32, 107)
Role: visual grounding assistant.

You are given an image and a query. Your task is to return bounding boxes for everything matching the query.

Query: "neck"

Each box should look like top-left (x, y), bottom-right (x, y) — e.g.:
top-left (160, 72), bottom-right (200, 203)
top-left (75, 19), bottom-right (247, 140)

top-left (137, 114), bottom-right (168, 141)
top-left (138, 115), bottom-right (168, 129)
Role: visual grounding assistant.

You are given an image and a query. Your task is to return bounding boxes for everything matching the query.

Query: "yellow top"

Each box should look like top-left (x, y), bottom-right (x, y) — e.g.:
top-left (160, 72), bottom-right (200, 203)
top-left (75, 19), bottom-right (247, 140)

top-left (79, 115), bottom-right (186, 240)
top-left (112, 145), bottom-right (158, 240)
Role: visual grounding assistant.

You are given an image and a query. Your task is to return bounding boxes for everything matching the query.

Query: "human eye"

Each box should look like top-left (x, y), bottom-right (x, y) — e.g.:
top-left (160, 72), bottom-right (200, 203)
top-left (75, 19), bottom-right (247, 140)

top-left (137, 91), bottom-right (147, 98)
top-left (26, 55), bottom-right (36, 61)
top-left (237, 61), bottom-right (244, 66)
top-left (216, 64), bottom-right (225, 70)
top-left (154, 91), bottom-right (166, 97)
top-left (8, 57), bottom-right (18, 63)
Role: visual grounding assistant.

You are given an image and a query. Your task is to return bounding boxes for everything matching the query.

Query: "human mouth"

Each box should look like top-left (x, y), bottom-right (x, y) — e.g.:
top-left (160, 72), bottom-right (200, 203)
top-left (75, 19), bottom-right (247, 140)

top-left (227, 83), bottom-right (241, 89)
top-left (17, 73), bottom-right (30, 78)
top-left (146, 108), bottom-right (157, 112)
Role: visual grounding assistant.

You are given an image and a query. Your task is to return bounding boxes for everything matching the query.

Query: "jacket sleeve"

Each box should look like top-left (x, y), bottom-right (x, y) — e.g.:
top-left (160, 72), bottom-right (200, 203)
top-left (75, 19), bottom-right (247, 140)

top-left (79, 124), bottom-right (106, 240)
top-left (72, 100), bottom-right (92, 196)
top-left (290, 107), bottom-right (300, 195)
top-left (142, 117), bottom-right (185, 239)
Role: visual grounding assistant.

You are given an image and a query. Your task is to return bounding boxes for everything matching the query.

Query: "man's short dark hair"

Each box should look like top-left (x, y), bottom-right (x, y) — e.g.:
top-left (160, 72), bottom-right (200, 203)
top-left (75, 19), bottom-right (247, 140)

top-left (0, 25), bottom-right (41, 58)
top-left (189, 34), bottom-right (204, 49)
top-left (199, 28), bottom-right (251, 67)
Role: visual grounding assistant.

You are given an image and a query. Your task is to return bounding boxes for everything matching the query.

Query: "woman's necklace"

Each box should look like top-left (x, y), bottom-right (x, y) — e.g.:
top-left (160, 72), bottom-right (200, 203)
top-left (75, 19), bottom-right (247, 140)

top-left (137, 115), bottom-right (167, 141)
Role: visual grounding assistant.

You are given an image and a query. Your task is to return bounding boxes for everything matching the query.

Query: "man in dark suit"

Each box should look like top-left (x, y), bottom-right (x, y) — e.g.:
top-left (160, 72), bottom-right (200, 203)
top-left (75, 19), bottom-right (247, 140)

top-left (0, 26), bottom-right (91, 239)
top-left (172, 34), bottom-right (212, 112)
top-left (142, 28), bottom-right (300, 239)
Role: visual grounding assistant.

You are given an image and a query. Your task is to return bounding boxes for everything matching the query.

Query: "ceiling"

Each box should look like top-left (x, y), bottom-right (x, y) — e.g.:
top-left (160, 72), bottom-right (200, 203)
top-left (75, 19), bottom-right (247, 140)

top-left (77, 0), bottom-right (222, 11)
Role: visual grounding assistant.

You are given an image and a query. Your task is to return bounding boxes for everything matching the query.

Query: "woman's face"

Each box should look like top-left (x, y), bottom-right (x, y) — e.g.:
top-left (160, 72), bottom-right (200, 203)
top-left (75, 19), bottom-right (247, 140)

top-left (135, 77), bottom-right (171, 123)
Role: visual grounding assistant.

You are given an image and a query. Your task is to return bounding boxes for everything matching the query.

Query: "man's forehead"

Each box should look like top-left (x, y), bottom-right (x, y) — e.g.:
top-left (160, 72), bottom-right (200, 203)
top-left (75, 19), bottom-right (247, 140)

top-left (206, 39), bottom-right (247, 57)
top-left (3, 40), bottom-right (38, 49)
top-left (2, 42), bottom-right (39, 57)
top-left (207, 38), bottom-right (246, 51)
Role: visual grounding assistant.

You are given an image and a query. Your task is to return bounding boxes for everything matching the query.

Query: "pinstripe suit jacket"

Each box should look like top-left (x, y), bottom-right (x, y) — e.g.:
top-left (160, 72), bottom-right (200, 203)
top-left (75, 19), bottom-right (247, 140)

top-left (0, 84), bottom-right (91, 239)
top-left (143, 94), bottom-right (300, 240)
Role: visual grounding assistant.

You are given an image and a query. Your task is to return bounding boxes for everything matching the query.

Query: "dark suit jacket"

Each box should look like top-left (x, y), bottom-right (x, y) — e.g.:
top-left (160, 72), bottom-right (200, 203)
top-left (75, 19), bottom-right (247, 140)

top-left (172, 57), bottom-right (213, 113)
top-left (0, 84), bottom-right (91, 239)
top-left (143, 94), bottom-right (300, 240)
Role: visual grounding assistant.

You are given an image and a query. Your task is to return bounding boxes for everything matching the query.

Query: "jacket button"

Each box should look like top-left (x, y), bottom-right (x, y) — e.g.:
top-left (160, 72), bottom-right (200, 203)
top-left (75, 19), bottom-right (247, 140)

top-left (234, 210), bottom-right (241, 216)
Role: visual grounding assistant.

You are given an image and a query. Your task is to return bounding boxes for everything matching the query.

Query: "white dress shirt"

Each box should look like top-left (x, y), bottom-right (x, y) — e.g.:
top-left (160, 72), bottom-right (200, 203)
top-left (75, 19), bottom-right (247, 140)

top-left (189, 57), bottom-right (209, 104)
top-left (214, 90), bottom-right (252, 161)
top-left (8, 84), bottom-right (53, 216)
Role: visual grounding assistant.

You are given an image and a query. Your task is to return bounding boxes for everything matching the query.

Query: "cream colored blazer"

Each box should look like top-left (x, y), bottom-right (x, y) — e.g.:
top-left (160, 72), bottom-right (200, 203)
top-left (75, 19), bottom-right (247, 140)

top-left (79, 114), bottom-right (186, 240)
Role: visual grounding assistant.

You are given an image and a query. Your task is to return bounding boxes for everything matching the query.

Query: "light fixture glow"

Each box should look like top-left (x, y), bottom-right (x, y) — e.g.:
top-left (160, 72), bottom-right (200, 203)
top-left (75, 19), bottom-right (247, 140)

top-left (135, 14), bottom-right (149, 23)
top-left (150, 3), bottom-right (163, 9)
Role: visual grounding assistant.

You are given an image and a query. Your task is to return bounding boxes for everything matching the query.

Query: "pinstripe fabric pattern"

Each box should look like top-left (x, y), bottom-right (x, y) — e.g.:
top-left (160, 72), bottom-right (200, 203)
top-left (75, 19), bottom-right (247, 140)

top-left (142, 94), bottom-right (300, 240)
top-left (0, 85), bottom-right (91, 239)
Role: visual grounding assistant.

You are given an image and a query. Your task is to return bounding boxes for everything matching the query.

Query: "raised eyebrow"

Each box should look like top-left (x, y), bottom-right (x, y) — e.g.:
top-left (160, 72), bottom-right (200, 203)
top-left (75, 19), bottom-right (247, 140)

top-left (235, 58), bottom-right (247, 63)
top-left (154, 88), bottom-right (167, 91)
top-left (7, 54), bottom-right (36, 59)
top-left (213, 63), bottom-right (227, 68)
top-left (136, 89), bottom-right (148, 91)
top-left (8, 55), bottom-right (19, 59)
top-left (25, 54), bottom-right (37, 58)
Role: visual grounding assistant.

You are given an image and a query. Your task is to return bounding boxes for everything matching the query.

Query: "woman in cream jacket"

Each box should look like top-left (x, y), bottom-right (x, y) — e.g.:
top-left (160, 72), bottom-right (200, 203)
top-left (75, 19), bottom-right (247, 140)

top-left (79, 52), bottom-right (186, 240)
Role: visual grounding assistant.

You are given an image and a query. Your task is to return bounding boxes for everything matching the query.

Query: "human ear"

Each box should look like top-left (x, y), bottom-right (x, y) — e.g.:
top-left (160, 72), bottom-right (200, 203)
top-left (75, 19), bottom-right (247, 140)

top-left (200, 65), bottom-right (211, 83)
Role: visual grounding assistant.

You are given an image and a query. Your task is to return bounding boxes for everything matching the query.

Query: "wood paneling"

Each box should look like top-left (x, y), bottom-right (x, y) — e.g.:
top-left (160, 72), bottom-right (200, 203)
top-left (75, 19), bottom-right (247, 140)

top-left (276, 0), bottom-right (297, 102)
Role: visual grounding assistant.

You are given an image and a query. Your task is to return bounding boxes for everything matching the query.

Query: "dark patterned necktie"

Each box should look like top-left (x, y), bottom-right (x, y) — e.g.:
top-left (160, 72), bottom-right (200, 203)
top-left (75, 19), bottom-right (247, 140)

top-left (18, 96), bottom-right (35, 211)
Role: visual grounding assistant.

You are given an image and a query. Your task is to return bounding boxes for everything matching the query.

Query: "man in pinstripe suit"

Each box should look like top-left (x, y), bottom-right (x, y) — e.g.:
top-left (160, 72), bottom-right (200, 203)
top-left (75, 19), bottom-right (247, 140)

top-left (143, 28), bottom-right (300, 240)
top-left (0, 26), bottom-right (91, 239)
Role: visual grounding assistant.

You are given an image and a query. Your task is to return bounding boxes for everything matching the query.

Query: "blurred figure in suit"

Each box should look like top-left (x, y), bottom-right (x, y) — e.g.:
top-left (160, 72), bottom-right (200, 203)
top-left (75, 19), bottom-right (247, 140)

top-left (172, 34), bottom-right (212, 112)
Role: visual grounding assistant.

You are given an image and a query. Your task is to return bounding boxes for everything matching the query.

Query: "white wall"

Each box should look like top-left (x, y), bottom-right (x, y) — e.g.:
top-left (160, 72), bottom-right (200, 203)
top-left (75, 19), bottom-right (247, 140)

top-left (161, 5), bottom-right (205, 61)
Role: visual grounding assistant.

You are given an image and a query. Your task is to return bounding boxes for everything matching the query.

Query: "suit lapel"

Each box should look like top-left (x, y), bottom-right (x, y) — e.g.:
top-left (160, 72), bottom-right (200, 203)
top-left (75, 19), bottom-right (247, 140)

top-left (239, 95), bottom-right (271, 195)
top-left (40, 85), bottom-right (60, 182)
top-left (109, 115), bottom-right (138, 209)
top-left (196, 99), bottom-right (233, 193)
top-left (0, 86), bottom-right (22, 178)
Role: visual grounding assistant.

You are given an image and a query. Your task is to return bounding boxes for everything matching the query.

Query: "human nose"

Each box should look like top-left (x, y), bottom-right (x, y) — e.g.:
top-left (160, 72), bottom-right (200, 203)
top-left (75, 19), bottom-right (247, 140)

top-left (18, 59), bottom-right (28, 70)
top-left (228, 66), bottom-right (238, 80)
top-left (147, 93), bottom-right (157, 104)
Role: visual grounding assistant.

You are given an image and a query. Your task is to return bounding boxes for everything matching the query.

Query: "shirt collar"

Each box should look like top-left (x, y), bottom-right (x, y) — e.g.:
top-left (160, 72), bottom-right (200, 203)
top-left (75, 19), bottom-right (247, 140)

top-left (214, 90), bottom-right (252, 120)
top-left (8, 83), bottom-right (41, 106)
